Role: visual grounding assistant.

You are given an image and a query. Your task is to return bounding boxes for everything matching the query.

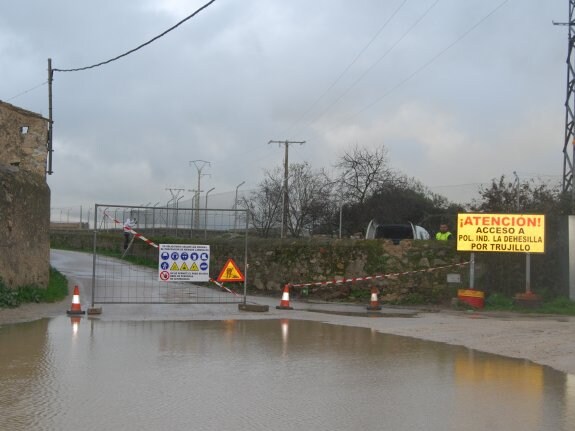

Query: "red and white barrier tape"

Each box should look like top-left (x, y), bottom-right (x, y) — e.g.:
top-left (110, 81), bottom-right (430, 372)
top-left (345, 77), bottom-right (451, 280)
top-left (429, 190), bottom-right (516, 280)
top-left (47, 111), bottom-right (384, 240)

top-left (209, 278), bottom-right (240, 296)
top-left (102, 209), bottom-right (159, 249)
top-left (290, 261), bottom-right (470, 288)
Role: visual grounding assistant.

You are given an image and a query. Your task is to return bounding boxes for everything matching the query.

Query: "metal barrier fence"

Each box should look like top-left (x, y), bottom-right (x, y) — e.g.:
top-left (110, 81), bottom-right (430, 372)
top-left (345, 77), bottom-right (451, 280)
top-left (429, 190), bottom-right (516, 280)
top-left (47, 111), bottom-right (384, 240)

top-left (91, 204), bottom-right (248, 305)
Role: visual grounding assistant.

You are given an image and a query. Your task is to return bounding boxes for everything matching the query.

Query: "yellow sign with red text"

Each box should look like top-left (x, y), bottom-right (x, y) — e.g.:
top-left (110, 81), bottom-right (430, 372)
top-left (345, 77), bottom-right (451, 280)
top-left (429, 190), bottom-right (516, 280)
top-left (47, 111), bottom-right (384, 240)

top-left (456, 213), bottom-right (545, 253)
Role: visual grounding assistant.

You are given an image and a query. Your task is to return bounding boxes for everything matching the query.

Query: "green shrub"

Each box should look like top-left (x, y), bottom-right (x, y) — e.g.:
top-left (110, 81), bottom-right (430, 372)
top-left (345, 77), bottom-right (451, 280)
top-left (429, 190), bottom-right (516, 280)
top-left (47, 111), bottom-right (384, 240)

top-left (0, 281), bottom-right (20, 308)
top-left (0, 268), bottom-right (68, 308)
top-left (16, 286), bottom-right (42, 303)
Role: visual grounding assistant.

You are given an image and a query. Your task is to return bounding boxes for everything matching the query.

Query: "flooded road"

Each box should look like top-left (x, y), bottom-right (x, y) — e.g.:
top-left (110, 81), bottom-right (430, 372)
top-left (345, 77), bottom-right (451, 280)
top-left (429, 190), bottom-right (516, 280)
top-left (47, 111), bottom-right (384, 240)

top-left (1, 317), bottom-right (573, 431)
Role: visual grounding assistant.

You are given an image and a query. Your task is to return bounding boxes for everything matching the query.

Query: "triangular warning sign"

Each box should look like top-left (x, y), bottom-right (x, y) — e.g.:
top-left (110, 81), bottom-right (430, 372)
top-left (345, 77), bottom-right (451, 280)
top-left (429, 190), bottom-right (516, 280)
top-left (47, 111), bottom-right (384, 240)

top-left (190, 262), bottom-right (199, 271)
top-left (180, 262), bottom-right (189, 271)
top-left (170, 262), bottom-right (179, 271)
top-left (217, 259), bottom-right (245, 282)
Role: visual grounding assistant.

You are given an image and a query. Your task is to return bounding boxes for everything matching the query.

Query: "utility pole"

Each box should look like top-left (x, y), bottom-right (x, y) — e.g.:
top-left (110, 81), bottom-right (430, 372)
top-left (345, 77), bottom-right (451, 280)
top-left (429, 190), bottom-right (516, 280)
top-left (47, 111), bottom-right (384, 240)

top-left (165, 188), bottom-right (185, 232)
top-left (554, 3), bottom-right (575, 207)
top-left (189, 160), bottom-right (210, 230)
top-left (234, 181), bottom-right (245, 231)
top-left (47, 58), bottom-right (54, 175)
top-left (268, 140), bottom-right (305, 238)
top-left (205, 187), bottom-right (215, 239)
top-left (165, 187), bottom-right (185, 203)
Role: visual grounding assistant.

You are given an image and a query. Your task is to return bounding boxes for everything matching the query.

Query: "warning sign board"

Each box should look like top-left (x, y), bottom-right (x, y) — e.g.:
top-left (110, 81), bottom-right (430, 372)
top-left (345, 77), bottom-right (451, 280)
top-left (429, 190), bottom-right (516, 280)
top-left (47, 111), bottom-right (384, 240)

top-left (456, 213), bottom-right (545, 253)
top-left (217, 259), bottom-right (245, 282)
top-left (158, 244), bottom-right (210, 282)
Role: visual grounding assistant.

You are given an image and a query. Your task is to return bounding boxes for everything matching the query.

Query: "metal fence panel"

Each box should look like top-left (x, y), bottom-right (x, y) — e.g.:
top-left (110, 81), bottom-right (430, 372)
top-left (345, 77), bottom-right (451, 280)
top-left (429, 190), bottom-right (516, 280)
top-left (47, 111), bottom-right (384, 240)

top-left (91, 204), bottom-right (248, 305)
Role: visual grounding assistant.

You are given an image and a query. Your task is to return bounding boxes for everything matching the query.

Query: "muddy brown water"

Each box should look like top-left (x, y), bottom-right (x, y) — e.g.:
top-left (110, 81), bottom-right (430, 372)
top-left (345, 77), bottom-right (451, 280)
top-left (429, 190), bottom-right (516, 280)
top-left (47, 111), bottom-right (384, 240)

top-left (0, 318), bottom-right (573, 431)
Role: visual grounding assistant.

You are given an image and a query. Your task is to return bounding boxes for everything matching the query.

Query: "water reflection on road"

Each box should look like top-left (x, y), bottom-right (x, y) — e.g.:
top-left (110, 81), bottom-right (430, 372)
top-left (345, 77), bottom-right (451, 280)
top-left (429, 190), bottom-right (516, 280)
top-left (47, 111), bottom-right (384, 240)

top-left (0, 318), bottom-right (573, 431)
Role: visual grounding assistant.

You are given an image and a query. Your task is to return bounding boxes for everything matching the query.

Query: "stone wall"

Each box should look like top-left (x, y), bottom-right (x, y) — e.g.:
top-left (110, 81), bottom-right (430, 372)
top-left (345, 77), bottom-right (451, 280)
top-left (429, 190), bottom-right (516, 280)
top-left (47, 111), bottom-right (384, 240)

top-left (50, 231), bottom-right (469, 303)
top-left (52, 226), bottom-right (570, 300)
top-left (0, 165), bottom-right (51, 288)
top-left (0, 101), bottom-right (50, 289)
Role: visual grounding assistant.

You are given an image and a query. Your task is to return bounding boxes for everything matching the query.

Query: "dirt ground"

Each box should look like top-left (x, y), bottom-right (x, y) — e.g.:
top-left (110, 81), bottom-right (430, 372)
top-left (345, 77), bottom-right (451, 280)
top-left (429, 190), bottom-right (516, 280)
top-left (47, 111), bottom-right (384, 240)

top-left (0, 299), bottom-right (69, 325)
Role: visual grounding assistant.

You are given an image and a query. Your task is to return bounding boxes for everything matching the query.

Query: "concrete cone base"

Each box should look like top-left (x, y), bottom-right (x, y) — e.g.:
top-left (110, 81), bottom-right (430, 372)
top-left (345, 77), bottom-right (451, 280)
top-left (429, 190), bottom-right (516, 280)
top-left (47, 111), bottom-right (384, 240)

top-left (87, 307), bottom-right (103, 315)
top-left (238, 304), bottom-right (269, 312)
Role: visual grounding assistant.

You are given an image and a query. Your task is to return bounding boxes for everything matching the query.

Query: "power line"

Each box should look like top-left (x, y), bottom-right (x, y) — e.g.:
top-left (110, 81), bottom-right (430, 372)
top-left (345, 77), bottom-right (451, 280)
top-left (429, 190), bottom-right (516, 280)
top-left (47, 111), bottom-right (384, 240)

top-left (282, 0), bottom-right (409, 137)
top-left (52, 0), bottom-right (217, 73)
top-left (302, 0), bottom-right (440, 131)
top-left (6, 81), bottom-right (47, 101)
top-left (347, 0), bottom-right (510, 122)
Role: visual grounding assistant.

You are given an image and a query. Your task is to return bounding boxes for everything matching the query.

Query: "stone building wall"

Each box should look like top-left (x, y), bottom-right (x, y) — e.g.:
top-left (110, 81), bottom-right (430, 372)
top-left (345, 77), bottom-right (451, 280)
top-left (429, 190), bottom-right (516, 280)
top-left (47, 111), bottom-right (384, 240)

top-left (0, 101), bottom-right (49, 177)
top-left (0, 101), bottom-right (50, 289)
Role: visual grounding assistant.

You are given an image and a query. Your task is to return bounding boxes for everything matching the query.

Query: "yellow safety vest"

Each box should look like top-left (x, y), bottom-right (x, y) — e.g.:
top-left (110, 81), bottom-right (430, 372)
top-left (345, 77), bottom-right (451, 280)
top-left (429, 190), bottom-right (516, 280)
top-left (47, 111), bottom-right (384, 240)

top-left (435, 231), bottom-right (452, 241)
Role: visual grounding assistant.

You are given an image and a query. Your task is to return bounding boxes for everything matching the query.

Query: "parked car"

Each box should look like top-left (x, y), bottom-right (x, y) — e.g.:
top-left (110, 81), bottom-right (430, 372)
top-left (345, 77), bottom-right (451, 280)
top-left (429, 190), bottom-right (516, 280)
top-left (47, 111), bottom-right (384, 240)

top-left (365, 219), bottom-right (430, 244)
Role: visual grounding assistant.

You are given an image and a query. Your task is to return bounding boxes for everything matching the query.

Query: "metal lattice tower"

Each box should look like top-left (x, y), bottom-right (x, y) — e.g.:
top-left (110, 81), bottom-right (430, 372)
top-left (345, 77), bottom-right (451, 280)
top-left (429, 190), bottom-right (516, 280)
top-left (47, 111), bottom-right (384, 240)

top-left (555, 1), bottom-right (575, 204)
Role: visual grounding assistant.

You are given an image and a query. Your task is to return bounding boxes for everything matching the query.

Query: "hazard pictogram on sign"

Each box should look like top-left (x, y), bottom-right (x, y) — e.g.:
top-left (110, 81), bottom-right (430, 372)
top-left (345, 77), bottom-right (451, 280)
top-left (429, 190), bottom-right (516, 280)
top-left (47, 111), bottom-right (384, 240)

top-left (217, 259), bottom-right (245, 282)
top-left (170, 262), bottom-right (179, 271)
top-left (180, 262), bottom-right (189, 271)
top-left (190, 262), bottom-right (199, 271)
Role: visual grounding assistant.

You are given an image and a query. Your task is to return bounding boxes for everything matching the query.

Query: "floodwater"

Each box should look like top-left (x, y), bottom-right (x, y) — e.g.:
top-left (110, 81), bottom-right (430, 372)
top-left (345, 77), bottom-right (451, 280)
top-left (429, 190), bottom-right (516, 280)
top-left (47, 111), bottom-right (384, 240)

top-left (0, 318), bottom-right (573, 431)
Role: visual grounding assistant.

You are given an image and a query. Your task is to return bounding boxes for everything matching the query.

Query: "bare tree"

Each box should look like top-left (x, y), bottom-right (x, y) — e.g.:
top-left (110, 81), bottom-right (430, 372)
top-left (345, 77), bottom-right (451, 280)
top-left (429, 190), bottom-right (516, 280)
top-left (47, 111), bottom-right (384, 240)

top-left (286, 163), bottom-right (335, 237)
top-left (335, 144), bottom-right (396, 204)
top-left (247, 162), bottom-right (341, 237)
top-left (245, 167), bottom-right (283, 237)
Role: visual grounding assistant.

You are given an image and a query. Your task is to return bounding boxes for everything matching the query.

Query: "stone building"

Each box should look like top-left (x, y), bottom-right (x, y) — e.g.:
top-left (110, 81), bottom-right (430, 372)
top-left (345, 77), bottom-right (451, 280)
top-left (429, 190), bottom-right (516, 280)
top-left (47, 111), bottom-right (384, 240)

top-left (0, 100), bottom-right (51, 289)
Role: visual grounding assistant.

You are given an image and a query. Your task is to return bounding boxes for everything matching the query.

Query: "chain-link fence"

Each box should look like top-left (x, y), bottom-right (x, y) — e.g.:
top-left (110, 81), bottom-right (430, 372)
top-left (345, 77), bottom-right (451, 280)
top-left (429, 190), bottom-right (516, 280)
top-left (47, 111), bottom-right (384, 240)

top-left (50, 190), bottom-right (251, 231)
top-left (90, 204), bottom-right (248, 305)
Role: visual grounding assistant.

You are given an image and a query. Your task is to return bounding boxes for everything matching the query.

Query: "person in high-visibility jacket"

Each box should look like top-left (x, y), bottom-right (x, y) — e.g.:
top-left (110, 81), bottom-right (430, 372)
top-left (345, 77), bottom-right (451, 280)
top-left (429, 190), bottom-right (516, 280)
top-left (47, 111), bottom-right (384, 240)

top-left (435, 223), bottom-right (453, 240)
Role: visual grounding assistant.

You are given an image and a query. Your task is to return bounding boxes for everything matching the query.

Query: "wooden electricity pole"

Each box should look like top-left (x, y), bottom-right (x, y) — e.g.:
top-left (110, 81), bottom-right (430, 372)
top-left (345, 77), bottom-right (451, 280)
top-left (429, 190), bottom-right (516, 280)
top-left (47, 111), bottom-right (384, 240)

top-left (47, 58), bottom-right (54, 175)
top-left (268, 140), bottom-right (305, 238)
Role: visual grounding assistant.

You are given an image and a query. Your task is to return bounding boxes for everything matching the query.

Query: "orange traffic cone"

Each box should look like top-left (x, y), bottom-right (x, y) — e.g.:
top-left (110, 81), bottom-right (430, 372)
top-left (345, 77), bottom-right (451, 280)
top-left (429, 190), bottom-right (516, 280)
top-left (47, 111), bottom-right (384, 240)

top-left (67, 285), bottom-right (85, 315)
top-left (276, 284), bottom-right (294, 310)
top-left (366, 286), bottom-right (382, 311)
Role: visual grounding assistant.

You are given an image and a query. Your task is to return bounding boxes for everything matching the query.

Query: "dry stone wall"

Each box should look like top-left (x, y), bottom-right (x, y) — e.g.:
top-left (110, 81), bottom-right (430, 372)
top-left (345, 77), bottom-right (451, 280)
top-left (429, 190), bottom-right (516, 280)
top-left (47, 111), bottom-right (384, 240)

top-left (51, 232), bottom-right (469, 303)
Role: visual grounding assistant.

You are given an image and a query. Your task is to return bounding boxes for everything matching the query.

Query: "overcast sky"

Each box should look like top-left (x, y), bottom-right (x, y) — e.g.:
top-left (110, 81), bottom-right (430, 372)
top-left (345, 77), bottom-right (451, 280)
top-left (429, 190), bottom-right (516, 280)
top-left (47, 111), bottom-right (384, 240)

top-left (0, 0), bottom-right (568, 213)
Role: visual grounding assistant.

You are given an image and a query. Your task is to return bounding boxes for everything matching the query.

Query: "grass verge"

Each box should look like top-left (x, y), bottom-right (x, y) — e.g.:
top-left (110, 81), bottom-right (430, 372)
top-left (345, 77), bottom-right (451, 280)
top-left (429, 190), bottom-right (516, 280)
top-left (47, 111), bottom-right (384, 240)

top-left (483, 293), bottom-right (575, 316)
top-left (0, 267), bottom-right (69, 308)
